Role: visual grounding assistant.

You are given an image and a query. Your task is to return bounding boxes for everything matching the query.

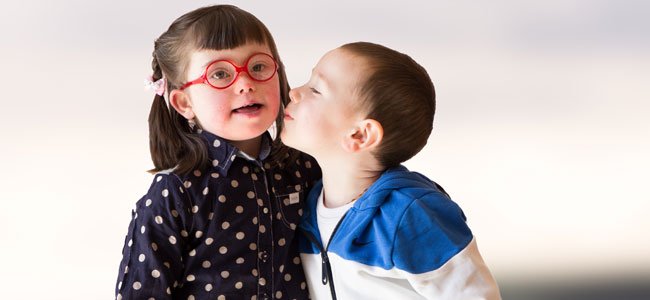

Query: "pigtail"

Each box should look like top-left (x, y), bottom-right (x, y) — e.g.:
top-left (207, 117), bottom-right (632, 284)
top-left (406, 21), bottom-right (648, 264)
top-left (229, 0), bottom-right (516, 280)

top-left (147, 54), bottom-right (210, 175)
top-left (148, 56), bottom-right (183, 172)
top-left (172, 113), bottom-right (209, 175)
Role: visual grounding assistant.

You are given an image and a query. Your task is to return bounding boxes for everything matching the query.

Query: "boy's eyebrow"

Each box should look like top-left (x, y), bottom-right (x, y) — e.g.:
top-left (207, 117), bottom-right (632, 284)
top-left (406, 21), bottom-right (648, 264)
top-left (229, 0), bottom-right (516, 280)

top-left (311, 69), bottom-right (330, 89)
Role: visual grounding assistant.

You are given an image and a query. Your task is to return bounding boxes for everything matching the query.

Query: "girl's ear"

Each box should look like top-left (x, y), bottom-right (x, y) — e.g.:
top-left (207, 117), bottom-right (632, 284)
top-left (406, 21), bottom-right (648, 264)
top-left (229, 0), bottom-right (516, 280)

top-left (169, 90), bottom-right (195, 120)
top-left (342, 119), bottom-right (383, 153)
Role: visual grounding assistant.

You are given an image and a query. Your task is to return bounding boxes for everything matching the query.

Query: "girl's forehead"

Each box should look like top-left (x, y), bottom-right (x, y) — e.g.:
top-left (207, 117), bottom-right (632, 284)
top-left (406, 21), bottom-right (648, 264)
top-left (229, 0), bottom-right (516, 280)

top-left (190, 42), bottom-right (272, 64)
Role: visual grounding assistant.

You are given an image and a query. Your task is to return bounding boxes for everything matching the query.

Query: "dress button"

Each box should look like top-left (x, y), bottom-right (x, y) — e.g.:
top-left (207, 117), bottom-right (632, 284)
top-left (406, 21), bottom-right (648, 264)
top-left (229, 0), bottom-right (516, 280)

top-left (260, 251), bottom-right (269, 262)
top-left (261, 293), bottom-right (270, 300)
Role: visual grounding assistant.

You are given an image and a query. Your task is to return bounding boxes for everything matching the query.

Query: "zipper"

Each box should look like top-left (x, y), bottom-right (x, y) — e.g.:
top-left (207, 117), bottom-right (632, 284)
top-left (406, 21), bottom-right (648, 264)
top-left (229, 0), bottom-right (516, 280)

top-left (301, 211), bottom-right (348, 300)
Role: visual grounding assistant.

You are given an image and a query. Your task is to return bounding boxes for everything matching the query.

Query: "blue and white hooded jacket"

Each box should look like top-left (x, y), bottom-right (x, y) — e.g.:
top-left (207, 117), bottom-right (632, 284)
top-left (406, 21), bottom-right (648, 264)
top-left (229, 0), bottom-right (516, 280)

top-left (299, 166), bottom-right (501, 300)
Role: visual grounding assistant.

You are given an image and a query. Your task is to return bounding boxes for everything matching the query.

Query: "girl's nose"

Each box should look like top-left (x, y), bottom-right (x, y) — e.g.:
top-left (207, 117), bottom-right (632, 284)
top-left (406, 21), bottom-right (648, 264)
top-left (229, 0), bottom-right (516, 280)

top-left (235, 73), bottom-right (255, 94)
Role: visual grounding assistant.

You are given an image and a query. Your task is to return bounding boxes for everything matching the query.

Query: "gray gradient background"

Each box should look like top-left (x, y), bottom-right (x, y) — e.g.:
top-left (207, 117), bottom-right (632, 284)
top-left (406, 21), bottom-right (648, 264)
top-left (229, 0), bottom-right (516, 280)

top-left (1, 0), bottom-right (648, 299)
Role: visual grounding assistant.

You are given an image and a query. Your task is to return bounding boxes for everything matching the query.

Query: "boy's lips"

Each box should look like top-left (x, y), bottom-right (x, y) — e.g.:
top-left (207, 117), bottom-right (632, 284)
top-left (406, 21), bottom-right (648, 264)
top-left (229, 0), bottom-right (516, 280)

top-left (284, 112), bottom-right (293, 120)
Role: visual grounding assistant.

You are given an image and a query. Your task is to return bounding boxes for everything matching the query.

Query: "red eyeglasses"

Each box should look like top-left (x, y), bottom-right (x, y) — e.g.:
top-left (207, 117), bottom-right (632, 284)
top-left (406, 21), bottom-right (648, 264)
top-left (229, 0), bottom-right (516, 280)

top-left (180, 53), bottom-right (278, 90)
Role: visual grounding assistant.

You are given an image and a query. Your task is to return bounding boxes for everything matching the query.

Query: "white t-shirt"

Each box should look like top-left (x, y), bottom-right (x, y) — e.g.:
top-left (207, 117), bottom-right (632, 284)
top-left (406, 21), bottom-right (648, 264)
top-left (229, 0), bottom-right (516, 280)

top-left (316, 190), bottom-right (354, 248)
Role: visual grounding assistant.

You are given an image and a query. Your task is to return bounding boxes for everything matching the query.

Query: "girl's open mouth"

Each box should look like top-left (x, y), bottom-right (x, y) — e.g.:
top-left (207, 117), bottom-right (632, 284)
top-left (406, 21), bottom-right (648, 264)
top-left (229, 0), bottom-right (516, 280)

top-left (233, 103), bottom-right (263, 114)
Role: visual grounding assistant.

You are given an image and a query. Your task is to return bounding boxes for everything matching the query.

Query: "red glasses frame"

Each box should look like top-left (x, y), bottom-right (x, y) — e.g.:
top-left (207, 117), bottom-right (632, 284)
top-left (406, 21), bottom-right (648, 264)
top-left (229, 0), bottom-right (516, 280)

top-left (179, 52), bottom-right (278, 90)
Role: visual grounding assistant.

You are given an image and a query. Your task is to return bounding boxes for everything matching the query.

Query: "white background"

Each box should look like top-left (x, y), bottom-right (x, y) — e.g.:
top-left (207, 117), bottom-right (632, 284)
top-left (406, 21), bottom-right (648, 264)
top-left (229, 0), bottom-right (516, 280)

top-left (1, 0), bottom-right (648, 298)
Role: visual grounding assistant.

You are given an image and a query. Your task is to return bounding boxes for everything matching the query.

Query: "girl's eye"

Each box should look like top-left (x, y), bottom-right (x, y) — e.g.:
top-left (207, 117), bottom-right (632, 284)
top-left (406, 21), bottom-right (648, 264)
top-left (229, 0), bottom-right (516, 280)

top-left (250, 63), bottom-right (266, 73)
top-left (310, 88), bottom-right (321, 94)
top-left (210, 69), bottom-right (231, 80)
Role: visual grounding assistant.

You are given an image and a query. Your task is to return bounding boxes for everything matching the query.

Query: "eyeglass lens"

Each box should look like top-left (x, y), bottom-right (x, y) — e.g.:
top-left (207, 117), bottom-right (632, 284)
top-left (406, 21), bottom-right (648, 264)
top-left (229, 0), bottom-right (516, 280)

top-left (206, 54), bottom-right (276, 88)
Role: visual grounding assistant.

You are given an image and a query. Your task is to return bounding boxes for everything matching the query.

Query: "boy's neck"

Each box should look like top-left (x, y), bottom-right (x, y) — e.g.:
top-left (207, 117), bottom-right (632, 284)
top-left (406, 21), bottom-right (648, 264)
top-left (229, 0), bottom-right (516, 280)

top-left (319, 156), bottom-right (384, 208)
top-left (230, 135), bottom-right (263, 159)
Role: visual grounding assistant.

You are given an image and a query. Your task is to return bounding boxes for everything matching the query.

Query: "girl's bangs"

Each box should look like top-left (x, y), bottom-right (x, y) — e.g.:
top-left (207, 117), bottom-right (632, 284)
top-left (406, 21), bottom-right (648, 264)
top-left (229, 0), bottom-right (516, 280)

top-left (191, 12), bottom-right (268, 51)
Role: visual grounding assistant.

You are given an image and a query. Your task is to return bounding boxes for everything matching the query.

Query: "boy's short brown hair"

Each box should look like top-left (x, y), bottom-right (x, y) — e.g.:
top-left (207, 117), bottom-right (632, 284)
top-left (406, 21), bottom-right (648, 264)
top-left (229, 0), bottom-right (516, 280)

top-left (341, 42), bottom-right (436, 168)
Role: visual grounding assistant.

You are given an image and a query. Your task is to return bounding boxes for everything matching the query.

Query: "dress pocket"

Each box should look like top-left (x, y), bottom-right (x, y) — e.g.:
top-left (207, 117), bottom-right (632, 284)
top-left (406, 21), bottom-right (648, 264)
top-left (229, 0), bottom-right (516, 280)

top-left (274, 184), bottom-right (305, 230)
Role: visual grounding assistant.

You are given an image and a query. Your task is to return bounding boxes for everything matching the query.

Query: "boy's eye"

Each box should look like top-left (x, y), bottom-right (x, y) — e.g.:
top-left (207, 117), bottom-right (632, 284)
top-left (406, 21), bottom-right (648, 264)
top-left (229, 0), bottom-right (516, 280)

top-left (310, 88), bottom-right (320, 94)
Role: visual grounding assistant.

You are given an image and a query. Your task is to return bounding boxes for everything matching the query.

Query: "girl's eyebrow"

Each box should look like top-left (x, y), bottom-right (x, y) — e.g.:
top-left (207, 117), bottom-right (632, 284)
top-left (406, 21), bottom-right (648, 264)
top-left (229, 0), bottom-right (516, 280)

top-left (201, 60), bottom-right (215, 69)
top-left (201, 57), bottom-right (226, 69)
top-left (200, 52), bottom-right (257, 70)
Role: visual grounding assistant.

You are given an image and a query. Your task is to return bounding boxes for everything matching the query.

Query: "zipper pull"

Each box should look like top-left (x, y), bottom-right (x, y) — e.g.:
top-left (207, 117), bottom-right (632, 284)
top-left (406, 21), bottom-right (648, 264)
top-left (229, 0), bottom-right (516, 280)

top-left (321, 253), bottom-right (329, 285)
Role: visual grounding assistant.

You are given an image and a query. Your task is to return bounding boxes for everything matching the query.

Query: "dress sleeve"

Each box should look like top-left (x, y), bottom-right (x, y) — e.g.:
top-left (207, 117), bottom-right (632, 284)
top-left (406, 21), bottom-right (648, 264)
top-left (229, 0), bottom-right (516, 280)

top-left (115, 173), bottom-right (194, 299)
top-left (392, 196), bottom-right (501, 300)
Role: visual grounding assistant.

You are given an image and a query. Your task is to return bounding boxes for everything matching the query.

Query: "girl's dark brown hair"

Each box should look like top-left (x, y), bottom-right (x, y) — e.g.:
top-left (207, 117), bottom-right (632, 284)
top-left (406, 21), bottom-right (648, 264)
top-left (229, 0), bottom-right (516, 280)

top-left (340, 42), bottom-right (436, 168)
top-left (148, 5), bottom-right (296, 175)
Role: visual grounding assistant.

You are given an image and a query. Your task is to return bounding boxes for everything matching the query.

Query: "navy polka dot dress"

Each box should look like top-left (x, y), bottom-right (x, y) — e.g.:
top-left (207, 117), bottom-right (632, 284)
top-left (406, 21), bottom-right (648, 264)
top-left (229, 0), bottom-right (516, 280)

top-left (115, 131), bottom-right (321, 300)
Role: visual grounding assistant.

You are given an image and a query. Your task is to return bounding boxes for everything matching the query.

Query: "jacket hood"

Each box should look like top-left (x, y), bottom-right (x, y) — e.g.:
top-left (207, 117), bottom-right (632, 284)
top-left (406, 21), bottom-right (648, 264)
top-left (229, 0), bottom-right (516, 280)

top-left (353, 165), bottom-right (447, 210)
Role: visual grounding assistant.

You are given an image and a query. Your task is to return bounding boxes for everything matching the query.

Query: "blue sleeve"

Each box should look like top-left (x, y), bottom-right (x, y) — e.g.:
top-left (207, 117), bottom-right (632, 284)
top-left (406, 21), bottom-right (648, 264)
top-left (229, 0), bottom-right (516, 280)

top-left (392, 192), bottom-right (473, 274)
top-left (115, 173), bottom-right (193, 299)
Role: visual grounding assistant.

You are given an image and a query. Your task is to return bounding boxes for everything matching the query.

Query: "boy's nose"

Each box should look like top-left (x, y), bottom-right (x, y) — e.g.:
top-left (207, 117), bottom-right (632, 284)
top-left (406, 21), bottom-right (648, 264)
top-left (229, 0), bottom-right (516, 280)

top-left (288, 88), bottom-right (300, 103)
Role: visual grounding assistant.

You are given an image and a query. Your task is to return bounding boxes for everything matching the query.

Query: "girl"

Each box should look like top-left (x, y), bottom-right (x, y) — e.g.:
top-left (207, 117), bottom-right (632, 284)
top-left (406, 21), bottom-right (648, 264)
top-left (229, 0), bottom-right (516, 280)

top-left (281, 42), bottom-right (500, 299)
top-left (115, 5), bottom-right (320, 300)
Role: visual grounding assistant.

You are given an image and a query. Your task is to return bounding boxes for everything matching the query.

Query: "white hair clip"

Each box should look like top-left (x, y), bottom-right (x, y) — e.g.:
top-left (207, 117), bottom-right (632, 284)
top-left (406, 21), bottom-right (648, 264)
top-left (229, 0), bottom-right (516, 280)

top-left (144, 76), bottom-right (166, 96)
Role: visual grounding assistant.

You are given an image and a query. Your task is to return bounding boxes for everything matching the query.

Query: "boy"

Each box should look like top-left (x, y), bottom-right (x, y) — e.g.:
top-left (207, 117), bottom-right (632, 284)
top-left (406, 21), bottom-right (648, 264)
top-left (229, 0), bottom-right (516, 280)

top-left (280, 42), bottom-right (501, 299)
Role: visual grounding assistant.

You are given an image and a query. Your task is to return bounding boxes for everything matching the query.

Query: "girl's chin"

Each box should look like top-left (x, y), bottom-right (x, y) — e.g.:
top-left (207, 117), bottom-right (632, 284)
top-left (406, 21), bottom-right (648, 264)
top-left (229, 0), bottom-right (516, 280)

top-left (207, 131), bottom-right (263, 142)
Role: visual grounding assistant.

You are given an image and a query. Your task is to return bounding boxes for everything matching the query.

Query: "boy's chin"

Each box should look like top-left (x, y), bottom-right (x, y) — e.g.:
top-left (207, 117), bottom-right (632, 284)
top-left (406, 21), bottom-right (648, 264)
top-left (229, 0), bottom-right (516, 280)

top-left (278, 131), bottom-right (292, 146)
top-left (279, 131), bottom-right (301, 150)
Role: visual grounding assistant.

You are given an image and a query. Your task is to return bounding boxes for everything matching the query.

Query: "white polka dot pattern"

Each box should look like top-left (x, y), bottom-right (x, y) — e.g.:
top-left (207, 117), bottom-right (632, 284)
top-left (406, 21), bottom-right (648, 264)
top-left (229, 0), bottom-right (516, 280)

top-left (115, 132), bottom-right (320, 299)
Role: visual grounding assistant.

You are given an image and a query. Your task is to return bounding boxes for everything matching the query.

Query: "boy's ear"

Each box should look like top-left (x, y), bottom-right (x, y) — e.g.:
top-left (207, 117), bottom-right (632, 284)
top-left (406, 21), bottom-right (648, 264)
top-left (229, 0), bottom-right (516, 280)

top-left (342, 119), bottom-right (383, 153)
top-left (169, 90), bottom-right (195, 120)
